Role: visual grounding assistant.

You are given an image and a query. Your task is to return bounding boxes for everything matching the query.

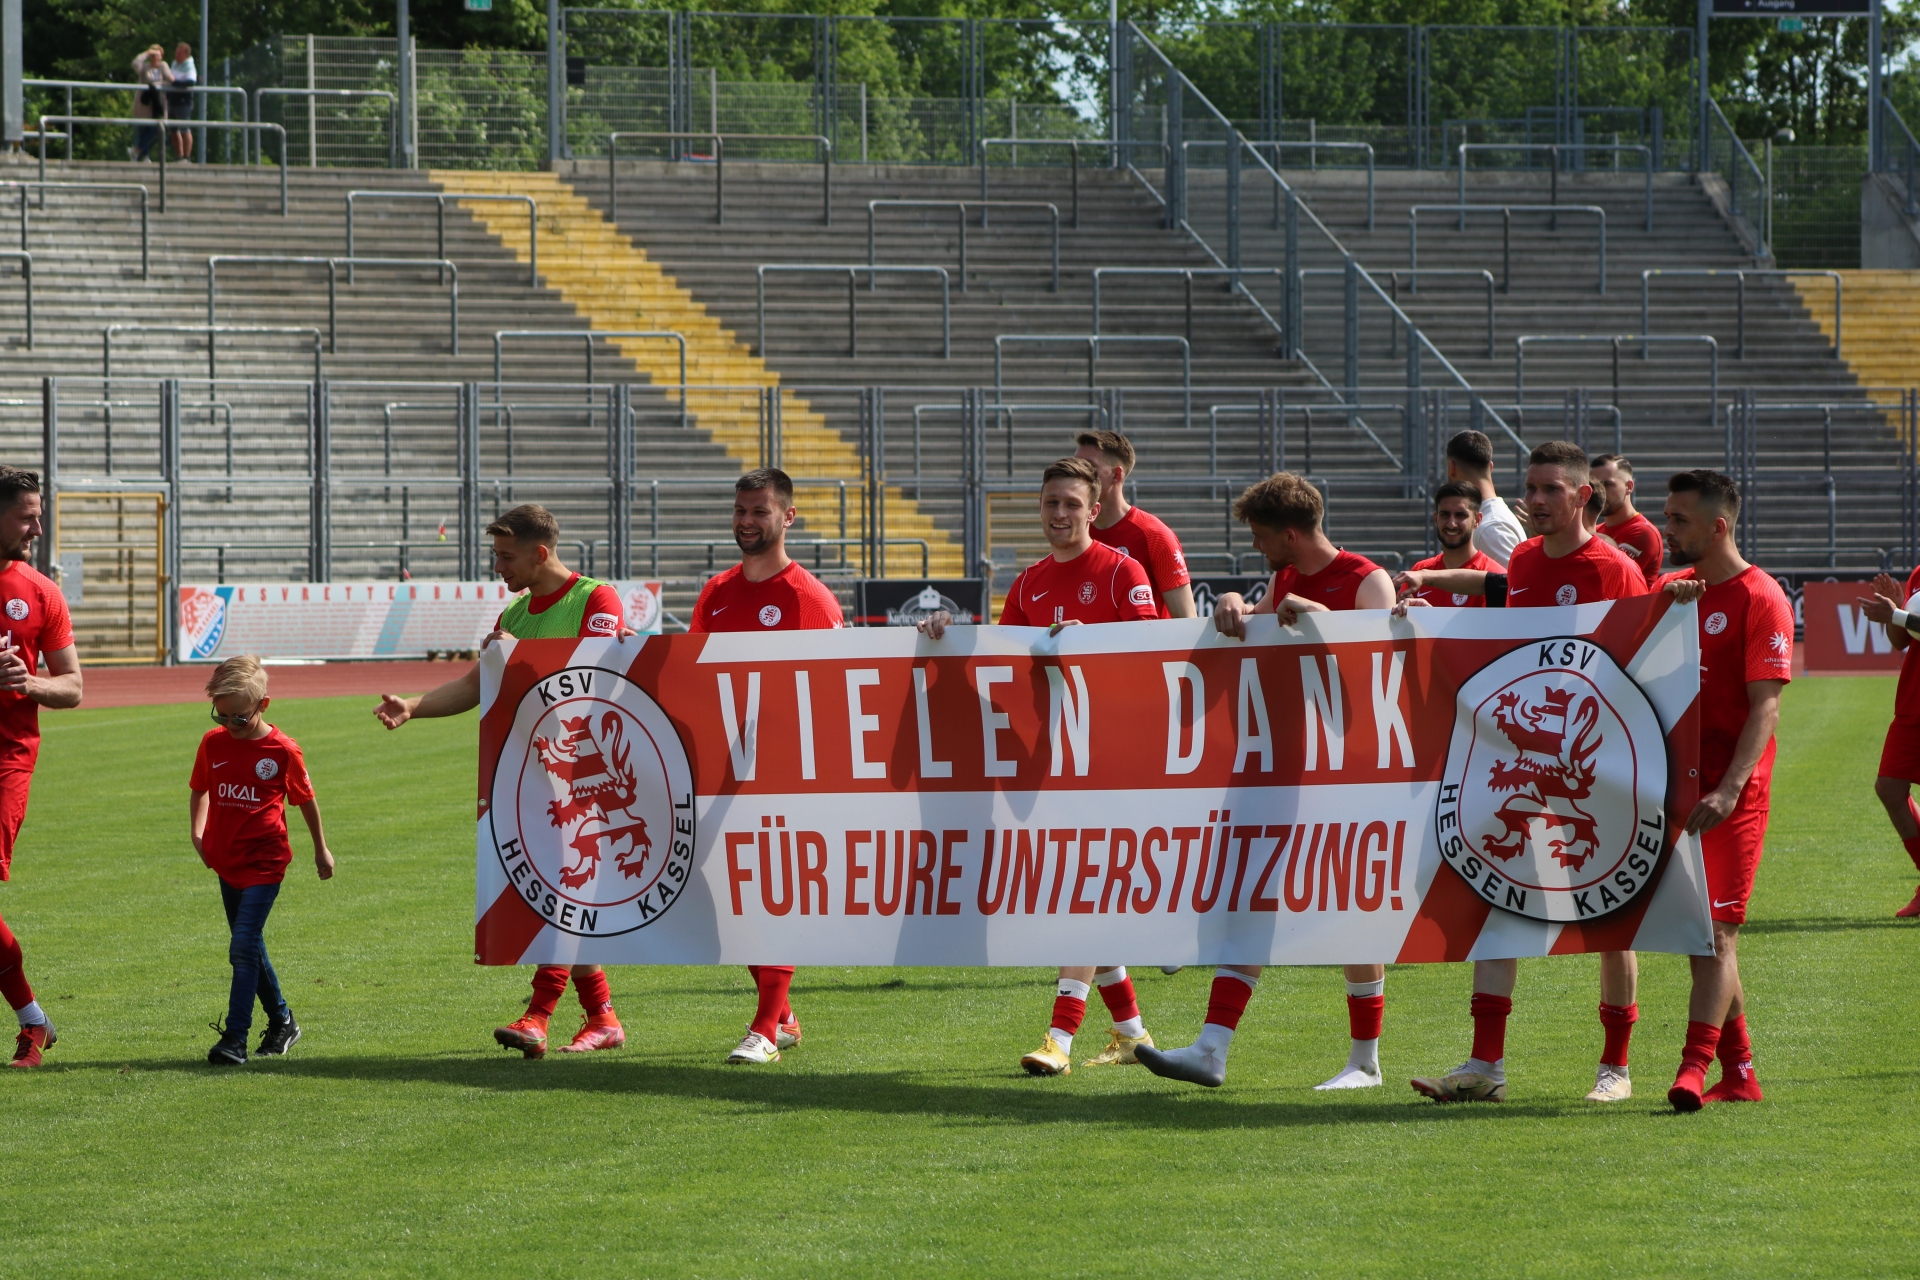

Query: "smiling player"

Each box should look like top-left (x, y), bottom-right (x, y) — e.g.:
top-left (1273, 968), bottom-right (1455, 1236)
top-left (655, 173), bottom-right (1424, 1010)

top-left (1405, 481), bottom-right (1496, 608)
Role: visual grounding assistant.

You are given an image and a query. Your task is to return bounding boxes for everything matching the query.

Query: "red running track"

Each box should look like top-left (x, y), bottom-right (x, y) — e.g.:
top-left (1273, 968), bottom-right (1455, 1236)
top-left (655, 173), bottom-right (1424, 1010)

top-left (78, 661), bottom-right (459, 709)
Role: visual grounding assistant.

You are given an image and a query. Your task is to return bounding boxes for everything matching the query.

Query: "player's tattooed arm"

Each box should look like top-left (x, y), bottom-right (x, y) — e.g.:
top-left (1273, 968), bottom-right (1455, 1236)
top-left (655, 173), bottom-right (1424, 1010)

top-left (0, 641), bottom-right (82, 708)
top-left (375, 664), bottom-right (482, 728)
top-left (1685, 679), bottom-right (1785, 834)
top-left (298, 799), bottom-right (335, 880)
top-left (1858, 573), bottom-right (1917, 648)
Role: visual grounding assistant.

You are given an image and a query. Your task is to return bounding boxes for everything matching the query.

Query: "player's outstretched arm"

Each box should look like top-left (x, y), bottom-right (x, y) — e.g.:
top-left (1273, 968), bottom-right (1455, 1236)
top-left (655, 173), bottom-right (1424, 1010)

top-left (298, 799), bottom-right (335, 880)
top-left (376, 664), bottom-right (482, 729)
top-left (1686, 679), bottom-right (1784, 835)
top-left (0, 642), bottom-right (81, 709)
top-left (1396, 568), bottom-right (1490, 597)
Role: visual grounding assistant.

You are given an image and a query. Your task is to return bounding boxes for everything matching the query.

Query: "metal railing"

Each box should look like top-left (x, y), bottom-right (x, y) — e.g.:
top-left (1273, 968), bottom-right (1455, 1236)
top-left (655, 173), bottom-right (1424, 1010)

top-left (26, 79), bottom-right (248, 160)
top-left (975, 138), bottom-right (1174, 230)
top-left (1457, 143), bottom-right (1652, 232)
top-left (867, 199), bottom-right (1060, 293)
top-left (102, 324), bottom-right (325, 385)
top-left (36, 116), bottom-right (287, 215)
top-left (254, 89), bottom-right (397, 168)
top-left (0, 252), bottom-right (30, 348)
top-left (1514, 334), bottom-right (1717, 409)
top-left (1247, 140), bottom-right (1375, 230)
top-left (1409, 204), bottom-right (1607, 294)
top-left (1641, 269), bottom-right (1841, 360)
top-left (1090, 267), bottom-right (1286, 343)
top-left (345, 190), bottom-right (537, 285)
top-left (206, 256), bottom-right (459, 354)
top-left (1705, 99), bottom-right (1769, 259)
top-left (993, 335), bottom-right (1192, 428)
top-left (3, 181), bottom-right (150, 278)
top-left (756, 266), bottom-right (951, 359)
top-left (1878, 95), bottom-right (1920, 218)
top-left (1370, 269), bottom-right (1498, 359)
top-left (491, 330), bottom-right (688, 422)
top-left (607, 131), bottom-right (832, 226)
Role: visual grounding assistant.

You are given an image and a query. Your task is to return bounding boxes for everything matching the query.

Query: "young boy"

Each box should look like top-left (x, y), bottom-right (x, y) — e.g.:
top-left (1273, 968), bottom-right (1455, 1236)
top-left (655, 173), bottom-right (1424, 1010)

top-left (189, 655), bottom-right (334, 1065)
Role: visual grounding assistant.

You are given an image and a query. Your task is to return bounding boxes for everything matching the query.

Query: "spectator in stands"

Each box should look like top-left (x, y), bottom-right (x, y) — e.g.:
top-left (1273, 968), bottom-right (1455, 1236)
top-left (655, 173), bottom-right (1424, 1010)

top-left (168, 44), bottom-right (197, 161)
top-left (130, 47), bottom-right (172, 163)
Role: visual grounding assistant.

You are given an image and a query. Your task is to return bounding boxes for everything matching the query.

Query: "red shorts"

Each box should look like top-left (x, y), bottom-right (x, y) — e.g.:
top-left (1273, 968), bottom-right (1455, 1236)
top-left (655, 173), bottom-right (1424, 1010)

top-left (0, 769), bottom-right (29, 881)
top-left (1880, 721), bottom-right (1920, 785)
top-left (1701, 798), bottom-right (1769, 925)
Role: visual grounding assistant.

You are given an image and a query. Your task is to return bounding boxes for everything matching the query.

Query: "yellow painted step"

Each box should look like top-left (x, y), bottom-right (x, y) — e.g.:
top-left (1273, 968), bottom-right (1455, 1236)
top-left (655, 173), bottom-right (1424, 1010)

top-left (429, 168), bottom-right (963, 579)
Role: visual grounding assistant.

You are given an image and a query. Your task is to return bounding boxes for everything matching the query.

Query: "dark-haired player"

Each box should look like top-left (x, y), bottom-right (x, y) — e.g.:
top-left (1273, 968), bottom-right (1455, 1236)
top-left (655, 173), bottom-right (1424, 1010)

top-left (0, 466), bottom-right (81, 1068)
top-left (1593, 454), bottom-right (1664, 586)
top-left (1856, 569), bottom-right (1920, 917)
top-left (1656, 471), bottom-right (1791, 1111)
top-left (1073, 430), bottom-right (1196, 620)
top-left (1406, 441), bottom-right (1649, 1105)
top-left (920, 457), bottom-right (1158, 1075)
top-left (1445, 430), bottom-right (1528, 569)
top-left (1406, 481), bottom-right (1496, 607)
top-left (690, 469), bottom-right (844, 1064)
top-left (377, 503), bottom-right (631, 1059)
top-left (1134, 471), bottom-right (1397, 1091)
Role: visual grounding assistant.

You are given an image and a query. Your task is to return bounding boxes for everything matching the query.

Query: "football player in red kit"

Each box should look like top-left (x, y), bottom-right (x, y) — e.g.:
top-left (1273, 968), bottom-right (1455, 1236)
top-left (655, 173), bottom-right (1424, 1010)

top-left (1134, 472), bottom-right (1397, 1091)
top-left (1408, 441), bottom-right (1649, 1105)
top-left (1655, 471), bottom-right (1792, 1111)
top-left (1073, 430), bottom-right (1196, 620)
top-left (1406, 481), bottom-right (1497, 607)
top-left (377, 505), bottom-right (633, 1058)
top-left (690, 469), bottom-right (844, 1064)
top-left (0, 467), bottom-right (82, 1067)
top-left (1856, 568), bottom-right (1920, 916)
top-left (1592, 455), bottom-right (1664, 587)
top-left (919, 457), bottom-right (1158, 1074)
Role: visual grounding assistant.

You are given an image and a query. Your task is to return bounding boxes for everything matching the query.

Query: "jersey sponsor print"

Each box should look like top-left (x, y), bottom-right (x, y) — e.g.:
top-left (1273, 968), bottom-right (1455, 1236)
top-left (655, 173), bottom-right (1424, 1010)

top-left (1090, 507), bottom-right (1190, 618)
top-left (189, 727), bottom-right (316, 887)
top-left (1602, 512), bottom-right (1665, 587)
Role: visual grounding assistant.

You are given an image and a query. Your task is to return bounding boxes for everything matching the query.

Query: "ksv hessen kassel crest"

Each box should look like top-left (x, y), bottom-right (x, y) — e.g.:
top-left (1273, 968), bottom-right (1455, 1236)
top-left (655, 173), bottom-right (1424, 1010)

top-left (1435, 637), bottom-right (1670, 922)
top-left (491, 666), bottom-right (695, 937)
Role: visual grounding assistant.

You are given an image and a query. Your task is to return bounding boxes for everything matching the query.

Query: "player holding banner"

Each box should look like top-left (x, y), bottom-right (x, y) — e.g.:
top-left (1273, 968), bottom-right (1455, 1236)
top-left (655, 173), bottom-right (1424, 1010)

top-left (1856, 568), bottom-right (1920, 917)
top-left (376, 505), bottom-right (633, 1059)
top-left (918, 457), bottom-right (1161, 1074)
top-left (1655, 470), bottom-right (1791, 1111)
top-left (1134, 472), bottom-right (1399, 1092)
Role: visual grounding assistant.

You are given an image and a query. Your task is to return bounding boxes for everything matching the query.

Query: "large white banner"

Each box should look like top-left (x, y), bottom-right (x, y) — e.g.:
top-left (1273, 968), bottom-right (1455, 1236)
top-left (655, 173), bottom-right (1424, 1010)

top-left (474, 599), bottom-right (1710, 967)
top-left (178, 579), bottom-right (664, 661)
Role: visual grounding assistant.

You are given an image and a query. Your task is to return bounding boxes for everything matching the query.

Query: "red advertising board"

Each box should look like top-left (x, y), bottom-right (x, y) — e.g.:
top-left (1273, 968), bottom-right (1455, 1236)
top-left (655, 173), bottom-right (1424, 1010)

top-left (1800, 581), bottom-right (1907, 674)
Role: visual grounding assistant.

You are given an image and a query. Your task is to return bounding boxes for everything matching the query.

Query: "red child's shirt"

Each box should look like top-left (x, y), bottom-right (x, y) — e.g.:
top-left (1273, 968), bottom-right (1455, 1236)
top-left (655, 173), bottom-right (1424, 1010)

top-left (190, 725), bottom-right (316, 887)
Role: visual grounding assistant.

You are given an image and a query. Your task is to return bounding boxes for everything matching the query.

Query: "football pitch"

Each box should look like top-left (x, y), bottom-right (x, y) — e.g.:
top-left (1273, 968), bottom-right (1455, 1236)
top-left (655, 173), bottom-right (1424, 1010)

top-left (0, 677), bottom-right (1913, 1277)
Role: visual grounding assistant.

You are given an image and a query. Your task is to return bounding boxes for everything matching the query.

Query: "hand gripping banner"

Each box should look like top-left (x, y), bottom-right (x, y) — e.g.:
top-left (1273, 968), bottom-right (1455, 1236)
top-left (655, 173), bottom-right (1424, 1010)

top-left (474, 596), bottom-right (1709, 967)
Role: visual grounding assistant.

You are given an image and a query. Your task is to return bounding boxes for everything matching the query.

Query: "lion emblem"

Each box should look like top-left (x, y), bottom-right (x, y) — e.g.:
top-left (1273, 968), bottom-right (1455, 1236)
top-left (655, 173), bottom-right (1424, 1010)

top-left (533, 711), bottom-right (654, 889)
top-left (1479, 687), bottom-right (1603, 871)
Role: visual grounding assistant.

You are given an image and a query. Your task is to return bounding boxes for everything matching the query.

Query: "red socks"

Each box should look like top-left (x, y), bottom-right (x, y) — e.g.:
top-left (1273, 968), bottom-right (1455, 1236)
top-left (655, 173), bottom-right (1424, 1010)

top-left (1095, 971), bottom-right (1140, 1026)
top-left (0, 914), bottom-right (31, 1012)
top-left (749, 965), bottom-right (795, 1041)
top-left (575, 969), bottom-right (615, 1022)
top-left (1469, 993), bottom-right (1511, 1064)
top-left (1050, 984), bottom-right (1088, 1039)
top-left (1903, 800), bottom-right (1920, 869)
top-left (1204, 972), bottom-right (1256, 1030)
top-left (1678, 1020), bottom-right (1721, 1081)
top-left (526, 965), bottom-right (568, 1023)
top-left (1599, 1002), bottom-right (1638, 1067)
top-left (1347, 995), bottom-right (1385, 1041)
top-left (1719, 1013), bottom-right (1753, 1074)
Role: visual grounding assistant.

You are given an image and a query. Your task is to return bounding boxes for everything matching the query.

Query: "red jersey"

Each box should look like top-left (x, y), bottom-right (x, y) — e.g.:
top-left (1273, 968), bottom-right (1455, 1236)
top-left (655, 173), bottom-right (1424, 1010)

top-left (1407, 548), bottom-right (1497, 608)
top-left (1271, 548), bottom-right (1384, 612)
top-left (1504, 534), bottom-right (1648, 607)
top-left (1655, 565), bottom-right (1793, 799)
top-left (189, 726), bottom-right (316, 887)
top-left (1000, 541), bottom-right (1156, 626)
top-left (0, 560), bottom-right (73, 771)
top-left (1090, 506), bottom-right (1189, 618)
top-left (1892, 565), bottom-right (1920, 722)
top-left (691, 560), bottom-right (844, 633)
top-left (494, 573), bottom-right (625, 637)
top-left (1602, 512), bottom-right (1665, 587)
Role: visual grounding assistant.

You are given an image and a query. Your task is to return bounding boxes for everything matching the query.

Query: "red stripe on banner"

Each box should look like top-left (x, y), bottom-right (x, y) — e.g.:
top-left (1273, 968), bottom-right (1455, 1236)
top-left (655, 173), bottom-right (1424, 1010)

top-left (1395, 861), bottom-right (1494, 962)
top-left (1585, 592), bottom-right (1673, 668)
top-left (475, 885), bottom-right (550, 964)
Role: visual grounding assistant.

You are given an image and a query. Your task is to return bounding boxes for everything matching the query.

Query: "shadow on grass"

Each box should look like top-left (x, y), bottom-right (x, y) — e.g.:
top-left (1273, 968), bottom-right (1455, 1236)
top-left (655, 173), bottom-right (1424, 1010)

top-left (59, 1053), bottom-right (1584, 1131)
top-left (1741, 917), bottom-right (1918, 935)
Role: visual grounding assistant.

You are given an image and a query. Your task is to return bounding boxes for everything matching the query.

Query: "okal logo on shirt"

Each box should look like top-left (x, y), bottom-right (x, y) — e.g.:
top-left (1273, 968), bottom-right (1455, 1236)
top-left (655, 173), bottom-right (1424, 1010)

top-left (1435, 637), bottom-right (1670, 922)
top-left (492, 665), bottom-right (695, 937)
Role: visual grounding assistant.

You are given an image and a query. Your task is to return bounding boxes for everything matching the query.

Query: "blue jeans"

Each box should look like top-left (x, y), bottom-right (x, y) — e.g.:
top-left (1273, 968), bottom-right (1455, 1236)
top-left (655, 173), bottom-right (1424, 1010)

top-left (219, 879), bottom-right (288, 1035)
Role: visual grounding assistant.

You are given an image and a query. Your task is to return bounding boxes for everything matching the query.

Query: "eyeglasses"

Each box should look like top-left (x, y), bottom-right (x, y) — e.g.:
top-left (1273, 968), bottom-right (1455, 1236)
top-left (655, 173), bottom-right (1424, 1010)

top-left (210, 706), bottom-right (258, 728)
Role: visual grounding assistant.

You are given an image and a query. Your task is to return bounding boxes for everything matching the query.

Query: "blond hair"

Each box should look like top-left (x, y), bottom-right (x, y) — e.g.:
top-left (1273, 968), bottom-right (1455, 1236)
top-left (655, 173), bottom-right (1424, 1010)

top-left (205, 655), bottom-right (267, 702)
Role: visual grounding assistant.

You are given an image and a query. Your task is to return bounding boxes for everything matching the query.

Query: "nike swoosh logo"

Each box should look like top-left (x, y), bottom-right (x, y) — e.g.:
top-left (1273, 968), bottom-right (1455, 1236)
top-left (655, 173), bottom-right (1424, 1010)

top-left (1712, 899), bottom-right (1743, 909)
top-left (712, 605), bottom-right (728, 614)
top-left (1508, 588), bottom-right (1528, 595)
top-left (1032, 591), bottom-right (1049, 599)
top-left (212, 761), bottom-right (229, 769)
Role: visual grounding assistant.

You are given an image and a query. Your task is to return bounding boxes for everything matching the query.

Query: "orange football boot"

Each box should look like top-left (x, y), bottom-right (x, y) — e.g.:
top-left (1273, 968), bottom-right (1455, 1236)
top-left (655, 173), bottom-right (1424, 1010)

top-left (493, 1014), bottom-right (549, 1058)
top-left (7, 1022), bottom-right (55, 1069)
top-left (555, 1017), bottom-right (626, 1054)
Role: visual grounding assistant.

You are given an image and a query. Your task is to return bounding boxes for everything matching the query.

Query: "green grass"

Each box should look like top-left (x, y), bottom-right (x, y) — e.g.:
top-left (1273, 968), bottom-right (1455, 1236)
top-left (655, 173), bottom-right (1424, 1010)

top-left (0, 679), bottom-right (1915, 1277)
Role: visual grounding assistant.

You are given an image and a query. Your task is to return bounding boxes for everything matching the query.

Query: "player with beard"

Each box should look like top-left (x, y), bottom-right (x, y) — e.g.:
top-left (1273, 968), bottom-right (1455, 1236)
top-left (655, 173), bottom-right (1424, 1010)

top-left (1654, 471), bottom-right (1791, 1111)
top-left (1134, 472), bottom-right (1397, 1091)
top-left (1592, 455), bottom-right (1664, 586)
top-left (1406, 441), bottom-right (1649, 1105)
top-left (1072, 431), bottom-right (1196, 620)
top-left (1405, 481), bottom-right (1496, 607)
top-left (919, 457), bottom-right (1159, 1074)
top-left (1854, 570), bottom-right (1920, 918)
top-left (0, 467), bottom-right (81, 1067)
top-left (690, 469), bottom-right (844, 1064)
top-left (376, 505), bottom-right (633, 1059)
top-left (1444, 431), bottom-right (1528, 569)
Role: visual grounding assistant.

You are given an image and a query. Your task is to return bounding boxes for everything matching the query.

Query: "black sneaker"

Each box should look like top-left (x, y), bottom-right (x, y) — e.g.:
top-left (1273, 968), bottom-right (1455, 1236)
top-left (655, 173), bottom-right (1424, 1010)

top-left (257, 1012), bottom-right (301, 1057)
top-left (207, 1017), bottom-right (248, 1066)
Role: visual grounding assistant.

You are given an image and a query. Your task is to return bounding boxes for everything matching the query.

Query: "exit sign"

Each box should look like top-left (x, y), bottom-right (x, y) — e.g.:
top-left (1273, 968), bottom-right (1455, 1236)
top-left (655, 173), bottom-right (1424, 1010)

top-left (1778, 15), bottom-right (1806, 27)
top-left (465, 0), bottom-right (491, 9)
